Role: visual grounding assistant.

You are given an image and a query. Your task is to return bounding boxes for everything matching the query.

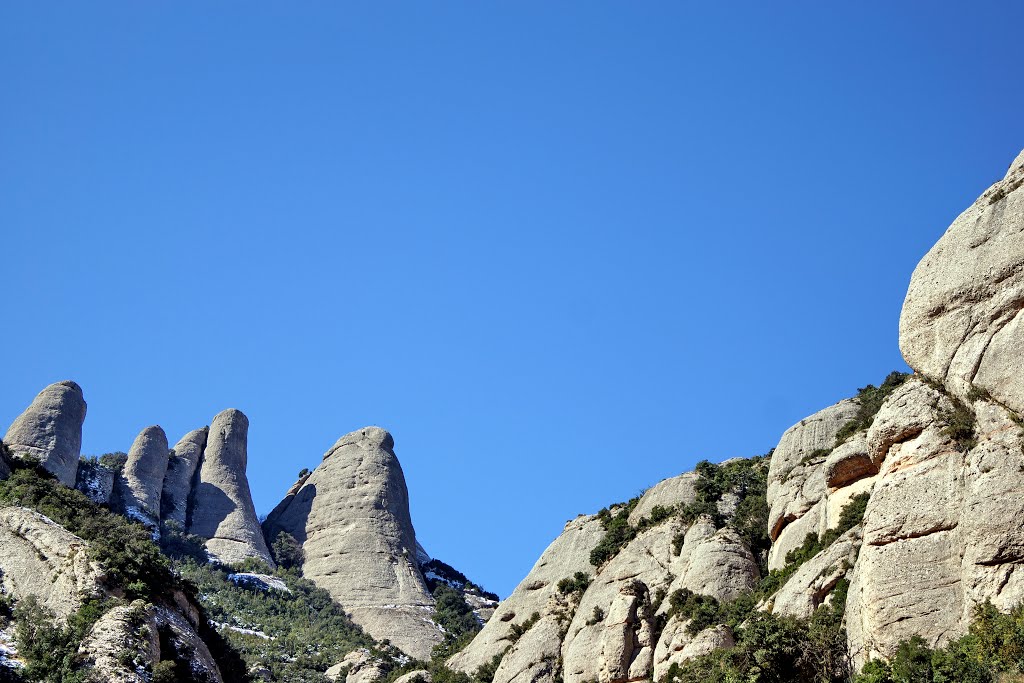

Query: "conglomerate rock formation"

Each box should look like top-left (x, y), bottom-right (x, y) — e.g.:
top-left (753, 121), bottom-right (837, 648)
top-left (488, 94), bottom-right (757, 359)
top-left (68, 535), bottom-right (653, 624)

top-left (263, 426), bottom-right (441, 660)
top-left (4, 379), bottom-right (86, 485)
top-left (188, 409), bottom-right (274, 567)
top-left (0, 146), bottom-right (1021, 681)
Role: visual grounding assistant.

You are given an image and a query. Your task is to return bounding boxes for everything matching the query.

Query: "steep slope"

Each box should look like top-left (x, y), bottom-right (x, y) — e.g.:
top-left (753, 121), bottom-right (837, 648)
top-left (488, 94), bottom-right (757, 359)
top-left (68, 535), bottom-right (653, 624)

top-left (263, 426), bottom-right (440, 660)
top-left (449, 460), bottom-right (766, 683)
top-left (447, 148), bottom-right (1024, 683)
top-left (0, 460), bottom-right (247, 682)
top-left (900, 149), bottom-right (1024, 414)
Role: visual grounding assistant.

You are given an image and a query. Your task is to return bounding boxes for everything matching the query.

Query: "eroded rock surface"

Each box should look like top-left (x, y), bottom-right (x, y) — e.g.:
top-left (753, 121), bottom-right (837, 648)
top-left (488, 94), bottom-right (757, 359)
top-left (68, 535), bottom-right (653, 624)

top-left (900, 151), bottom-right (1024, 415)
top-left (448, 514), bottom-right (605, 675)
top-left (0, 506), bottom-right (107, 621)
top-left (189, 409), bottom-right (274, 567)
top-left (78, 602), bottom-right (224, 683)
top-left (264, 427), bottom-right (437, 659)
top-left (118, 425), bottom-right (170, 527)
top-left (652, 619), bottom-right (734, 681)
top-left (766, 400), bottom-right (859, 570)
top-left (4, 380), bottom-right (86, 486)
top-left (162, 426), bottom-right (208, 526)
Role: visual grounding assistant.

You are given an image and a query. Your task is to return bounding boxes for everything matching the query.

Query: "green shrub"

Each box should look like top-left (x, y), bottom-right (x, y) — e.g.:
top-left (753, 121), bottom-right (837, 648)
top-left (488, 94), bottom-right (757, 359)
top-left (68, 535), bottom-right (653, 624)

top-left (269, 531), bottom-right (305, 571)
top-left (852, 601), bottom-right (1024, 682)
top-left (507, 612), bottom-right (540, 642)
top-left (557, 571), bottom-right (592, 596)
top-left (0, 464), bottom-right (176, 602)
top-left (176, 558), bottom-right (376, 680)
top-left (590, 498), bottom-right (640, 567)
top-left (432, 584), bottom-right (482, 643)
top-left (835, 372), bottom-right (910, 445)
top-left (12, 595), bottom-right (107, 683)
top-left (940, 396), bottom-right (978, 451)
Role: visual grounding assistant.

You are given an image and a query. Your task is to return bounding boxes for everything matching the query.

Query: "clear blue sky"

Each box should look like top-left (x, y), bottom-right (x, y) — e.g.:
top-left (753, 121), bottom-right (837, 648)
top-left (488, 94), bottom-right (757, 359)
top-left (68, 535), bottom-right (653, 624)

top-left (2, 2), bottom-right (1021, 598)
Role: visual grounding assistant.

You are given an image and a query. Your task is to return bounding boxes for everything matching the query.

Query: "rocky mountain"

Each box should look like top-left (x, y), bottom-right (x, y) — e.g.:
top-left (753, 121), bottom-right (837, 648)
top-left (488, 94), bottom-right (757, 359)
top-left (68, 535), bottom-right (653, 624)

top-left (444, 147), bottom-right (1024, 682)
top-left (0, 146), bottom-right (1020, 682)
top-left (263, 427), bottom-right (441, 659)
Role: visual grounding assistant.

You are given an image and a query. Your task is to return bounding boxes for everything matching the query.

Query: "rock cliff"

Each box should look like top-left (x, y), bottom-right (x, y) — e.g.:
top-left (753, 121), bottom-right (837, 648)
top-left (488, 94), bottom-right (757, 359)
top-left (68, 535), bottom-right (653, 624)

top-left (447, 147), bottom-right (1024, 681)
top-left (264, 426), bottom-right (440, 659)
top-left (118, 425), bottom-right (170, 528)
top-left (162, 426), bottom-right (208, 527)
top-left (900, 150), bottom-right (1024, 414)
top-left (189, 409), bottom-right (275, 567)
top-left (4, 380), bottom-right (86, 486)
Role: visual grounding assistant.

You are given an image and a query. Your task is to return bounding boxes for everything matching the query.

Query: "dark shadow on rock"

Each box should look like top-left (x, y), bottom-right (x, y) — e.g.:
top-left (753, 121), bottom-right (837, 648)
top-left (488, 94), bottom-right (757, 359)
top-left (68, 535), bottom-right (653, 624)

top-left (188, 482), bottom-right (238, 539)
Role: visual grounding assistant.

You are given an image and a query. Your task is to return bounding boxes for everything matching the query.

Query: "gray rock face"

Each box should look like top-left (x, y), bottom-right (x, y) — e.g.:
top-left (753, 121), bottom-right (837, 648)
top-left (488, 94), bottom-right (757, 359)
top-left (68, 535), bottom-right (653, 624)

top-left (561, 523), bottom-right (685, 683)
top-left (900, 148), bottom-right (1024, 414)
top-left (653, 620), bottom-right (734, 680)
top-left (448, 514), bottom-right (606, 675)
top-left (492, 616), bottom-right (563, 683)
top-left (628, 473), bottom-right (698, 527)
top-left (0, 506), bottom-right (108, 621)
top-left (78, 602), bottom-right (224, 683)
top-left (118, 425), bottom-right (170, 527)
top-left (188, 409), bottom-right (274, 567)
top-left (662, 516), bottom-right (759, 603)
top-left (162, 427), bottom-right (208, 527)
top-left (770, 527), bottom-right (862, 620)
top-left (766, 399), bottom-right (859, 570)
top-left (844, 388), bottom-right (1024, 667)
top-left (4, 380), bottom-right (86, 486)
top-left (264, 427), bottom-right (437, 659)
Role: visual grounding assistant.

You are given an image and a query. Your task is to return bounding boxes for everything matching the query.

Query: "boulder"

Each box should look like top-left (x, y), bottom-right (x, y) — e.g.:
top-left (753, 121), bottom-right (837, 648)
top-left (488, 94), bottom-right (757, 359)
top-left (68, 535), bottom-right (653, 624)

top-left (118, 425), bottom-right (169, 527)
top-left (189, 409), bottom-right (274, 567)
top-left (264, 427), bottom-right (436, 659)
top-left (78, 602), bottom-right (161, 683)
top-left (4, 380), bottom-right (86, 486)
top-left (900, 148), bottom-right (1024, 414)
top-left (325, 648), bottom-right (388, 683)
top-left (394, 671), bottom-right (432, 683)
top-left (162, 426), bottom-right (208, 526)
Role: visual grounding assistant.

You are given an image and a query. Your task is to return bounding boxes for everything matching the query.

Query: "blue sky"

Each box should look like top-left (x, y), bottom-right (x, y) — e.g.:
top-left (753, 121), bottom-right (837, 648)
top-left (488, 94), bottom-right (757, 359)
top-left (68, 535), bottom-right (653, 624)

top-left (2, 2), bottom-right (1022, 598)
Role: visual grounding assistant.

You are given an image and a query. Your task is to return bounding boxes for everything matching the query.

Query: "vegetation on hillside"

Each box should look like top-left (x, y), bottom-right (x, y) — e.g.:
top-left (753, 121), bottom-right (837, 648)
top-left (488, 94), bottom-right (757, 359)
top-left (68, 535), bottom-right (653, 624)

top-left (834, 371), bottom-right (910, 445)
top-left (172, 557), bottom-right (381, 682)
top-left (0, 456), bottom-right (249, 683)
top-left (854, 602), bottom-right (1024, 683)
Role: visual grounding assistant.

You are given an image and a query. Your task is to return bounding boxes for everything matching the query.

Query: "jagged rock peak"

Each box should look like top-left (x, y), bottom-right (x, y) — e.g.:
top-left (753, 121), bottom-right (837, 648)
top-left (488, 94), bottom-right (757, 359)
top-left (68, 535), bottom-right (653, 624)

top-left (119, 425), bottom-right (170, 526)
top-left (162, 426), bottom-right (209, 527)
top-left (4, 380), bottom-right (87, 486)
top-left (188, 409), bottom-right (274, 567)
top-left (264, 426), bottom-right (439, 659)
top-left (900, 146), bottom-right (1024, 413)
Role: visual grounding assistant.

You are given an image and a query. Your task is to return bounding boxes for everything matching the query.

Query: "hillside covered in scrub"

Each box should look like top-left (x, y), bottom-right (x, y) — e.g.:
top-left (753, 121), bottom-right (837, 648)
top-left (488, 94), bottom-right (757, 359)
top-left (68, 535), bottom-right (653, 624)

top-left (0, 146), bottom-right (1021, 683)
